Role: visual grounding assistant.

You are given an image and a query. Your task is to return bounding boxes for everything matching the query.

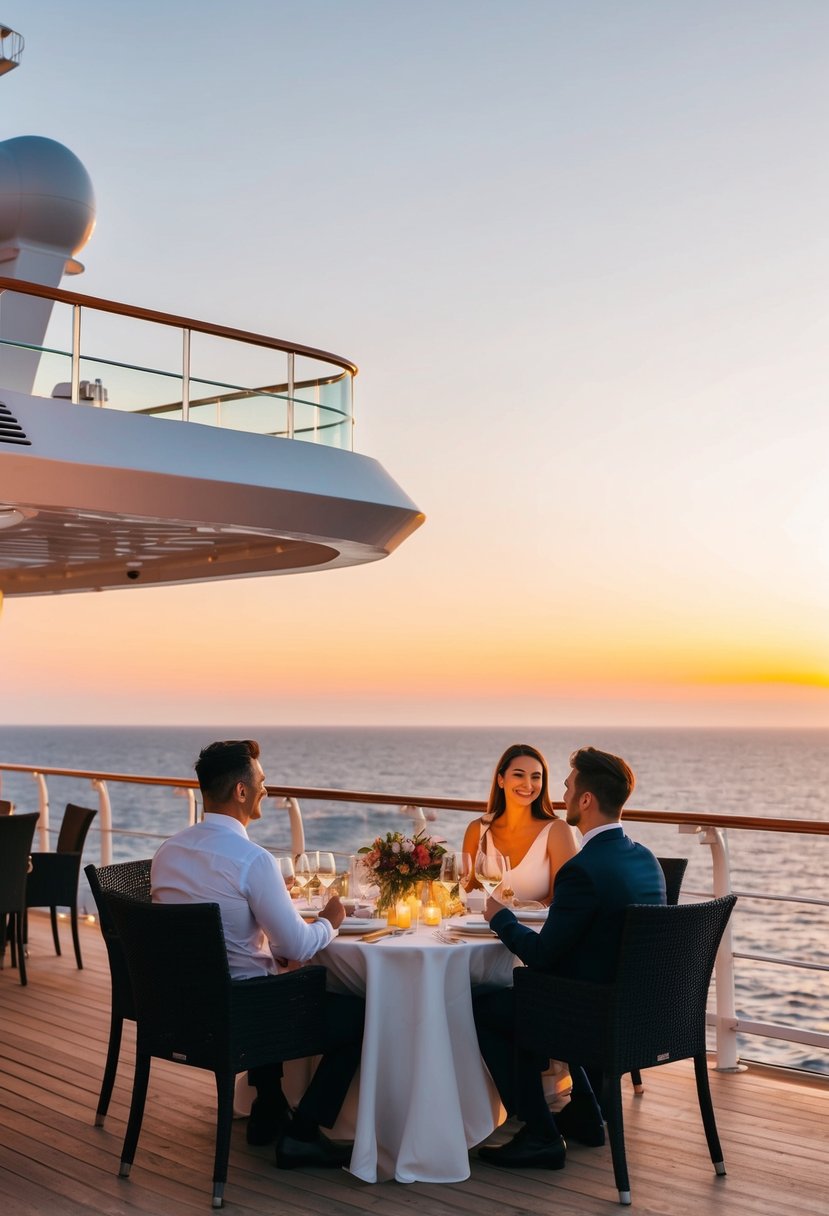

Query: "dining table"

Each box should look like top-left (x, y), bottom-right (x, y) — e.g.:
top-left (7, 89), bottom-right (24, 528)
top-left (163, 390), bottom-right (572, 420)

top-left (235, 913), bottom-right (525, 1183)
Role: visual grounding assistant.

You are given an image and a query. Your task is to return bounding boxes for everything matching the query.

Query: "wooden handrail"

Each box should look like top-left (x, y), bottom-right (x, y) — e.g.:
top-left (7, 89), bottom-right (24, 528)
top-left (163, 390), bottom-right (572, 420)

top-left (1, 761), bottom-right (827, 834)
top-left (0, 276), bottom-right (358, 375)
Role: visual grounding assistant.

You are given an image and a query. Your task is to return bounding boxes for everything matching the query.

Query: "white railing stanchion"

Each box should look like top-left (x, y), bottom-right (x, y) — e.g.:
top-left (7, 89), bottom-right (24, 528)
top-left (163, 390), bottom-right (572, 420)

top-left (91, 778), bottom-right (113, 865)
top-left (272, 796), bottom-right (304, 859)
top-left (186, 787), bottom-right (197, 825)
top-left (700, 825), bottom-right (742, 1072)
top-left (32, 771), bottom-right (49, 850)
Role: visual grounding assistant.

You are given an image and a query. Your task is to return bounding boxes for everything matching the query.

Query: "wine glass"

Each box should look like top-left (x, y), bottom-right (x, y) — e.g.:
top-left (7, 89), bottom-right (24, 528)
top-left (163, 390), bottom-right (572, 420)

top-left (294, 852), bottom-right (314, 904)
top-left (439, 852), bottom-right (472, 895)
top-left (475, 845), bottom-right (507, 897)
top-left (349, 854), bottom-right (377, 907)
top-left (276, 856), bottom-right (295, 893)
top-left (316, 851), bottom-right (337, 900)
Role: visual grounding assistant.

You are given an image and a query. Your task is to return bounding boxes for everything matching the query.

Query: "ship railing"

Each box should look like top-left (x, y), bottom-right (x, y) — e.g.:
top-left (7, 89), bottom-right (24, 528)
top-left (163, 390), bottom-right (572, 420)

top-left (0, 276), bottom-right (356, 449)
top-left (1, 759), bottom-right (827, 1075)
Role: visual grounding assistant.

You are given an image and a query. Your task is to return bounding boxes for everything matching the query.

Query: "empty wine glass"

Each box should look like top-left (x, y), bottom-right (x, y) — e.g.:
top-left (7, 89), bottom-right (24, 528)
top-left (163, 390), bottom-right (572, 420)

top-left (276, 856), bottom-right (295, 892)
top-left (475, 845), bottom-right (507, 897)
top-left (349, 854), bottom-right (377, 906)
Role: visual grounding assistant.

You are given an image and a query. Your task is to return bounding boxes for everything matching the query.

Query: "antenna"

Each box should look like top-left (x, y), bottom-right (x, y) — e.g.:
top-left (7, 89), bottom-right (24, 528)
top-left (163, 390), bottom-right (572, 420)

top-left (0, 23), bottom-right (24, 76)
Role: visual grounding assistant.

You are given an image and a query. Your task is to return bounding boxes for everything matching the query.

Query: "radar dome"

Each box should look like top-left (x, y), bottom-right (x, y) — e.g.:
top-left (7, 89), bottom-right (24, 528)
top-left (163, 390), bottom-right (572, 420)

top-left (0, 135), bottom-right (96, 255)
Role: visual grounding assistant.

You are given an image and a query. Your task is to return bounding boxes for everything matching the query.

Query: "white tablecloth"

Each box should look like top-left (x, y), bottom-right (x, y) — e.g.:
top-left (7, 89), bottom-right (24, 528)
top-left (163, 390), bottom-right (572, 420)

top-left (234, 923), bottom-right (520, 1182)
top-left (318, 925), bottom-right (517, 1183)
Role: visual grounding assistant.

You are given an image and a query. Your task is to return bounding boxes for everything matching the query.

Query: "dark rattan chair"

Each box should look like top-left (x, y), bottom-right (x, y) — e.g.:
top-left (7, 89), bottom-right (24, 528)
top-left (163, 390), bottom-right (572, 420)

top-left (84, 859), bottom-right (152, 1127)
top-left (0, 813), bottom-right (40, 985)
top-left (514, 895), bottom-right (737, 1205)
top-left (629, 854), bottom-right (689, 1093)
top-left (106, 892), bottom-right (329, 1209)
top-left (0, 798), bottom-right (13, 815)
top-left (25, 802), bottom-right (97, 969)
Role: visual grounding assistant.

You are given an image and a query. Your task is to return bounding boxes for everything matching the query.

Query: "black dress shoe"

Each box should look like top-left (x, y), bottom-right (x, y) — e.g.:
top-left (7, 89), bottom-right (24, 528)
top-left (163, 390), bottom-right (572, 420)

top-left (275, 1129), bottom-right (352, 1170)
top-left (554, 1095), bottom-right (606, 1147)
top-left (246, 1098), bottom-right (290, 1146)
top-left (478, 1126), bottom-right (566, 1170)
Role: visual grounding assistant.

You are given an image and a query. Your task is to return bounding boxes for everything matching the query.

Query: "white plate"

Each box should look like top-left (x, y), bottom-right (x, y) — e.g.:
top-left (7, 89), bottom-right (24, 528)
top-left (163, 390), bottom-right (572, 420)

top-left (338, 918), bottom-right (385, 934)
top-left (447, 918), bottom-right (496, 935)
top-left (515, 908), bottom-right (547, 922)
top-left (296, 906), bottom-right (318, 919)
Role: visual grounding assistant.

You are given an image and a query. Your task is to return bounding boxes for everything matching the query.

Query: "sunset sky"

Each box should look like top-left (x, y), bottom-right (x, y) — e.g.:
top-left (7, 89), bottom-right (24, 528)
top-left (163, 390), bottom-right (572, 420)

top-left (2, 1), bottom-right (828, 727)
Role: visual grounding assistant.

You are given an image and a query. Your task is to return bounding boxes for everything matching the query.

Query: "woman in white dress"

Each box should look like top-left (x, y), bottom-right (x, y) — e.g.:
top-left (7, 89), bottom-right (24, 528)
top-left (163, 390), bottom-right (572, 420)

top-left (463, 743), bottom-right (578, 904)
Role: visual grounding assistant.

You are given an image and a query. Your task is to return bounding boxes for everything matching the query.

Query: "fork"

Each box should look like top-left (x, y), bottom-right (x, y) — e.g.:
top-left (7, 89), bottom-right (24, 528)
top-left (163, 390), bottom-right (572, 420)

top-left (433, 928), bottom-right (462, 945)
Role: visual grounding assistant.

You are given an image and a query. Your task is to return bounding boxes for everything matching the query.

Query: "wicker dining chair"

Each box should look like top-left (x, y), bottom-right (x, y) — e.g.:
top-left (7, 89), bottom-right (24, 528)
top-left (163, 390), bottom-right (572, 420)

top-left (629, 855), bottom-right (689, 1094)
top-left (84, 859), bottom-right (152, 1127)
top-left (514, 894), bottom-right (737, 1206)
top-left (0, 813), bottom-right (40, 985)
top-left (106, 893), bottom-right (329, 1209)
top-left (25, 803), bottom-right (97, 969)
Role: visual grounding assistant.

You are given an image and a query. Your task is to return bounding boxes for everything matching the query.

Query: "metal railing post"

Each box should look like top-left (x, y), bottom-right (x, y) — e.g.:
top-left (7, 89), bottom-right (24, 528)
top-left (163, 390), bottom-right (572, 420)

top-left (91, 778), bottom-right (113, 866)
top-left (287, 351), bottom-right (295, 439)
top-left (699, 825), bottom-right (741, 1071)
top-left (181, 327), bottom-right (191, 421)
top-left (71, 304), bottom-right (82, 404)
top-left (32, 771), bottom-right (49, 850)
top-left (276, 796), bottom-right (304, 859)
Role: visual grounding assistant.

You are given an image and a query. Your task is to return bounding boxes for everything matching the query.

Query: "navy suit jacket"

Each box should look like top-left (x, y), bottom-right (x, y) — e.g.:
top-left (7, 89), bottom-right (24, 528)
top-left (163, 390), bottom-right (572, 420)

top-left (491, 826), bottom-right (666, 984)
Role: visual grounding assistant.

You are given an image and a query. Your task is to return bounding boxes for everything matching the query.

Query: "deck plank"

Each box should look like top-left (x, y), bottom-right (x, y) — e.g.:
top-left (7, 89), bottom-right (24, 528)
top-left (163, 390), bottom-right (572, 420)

top-left (1, 914), bottom-right (827, 1215)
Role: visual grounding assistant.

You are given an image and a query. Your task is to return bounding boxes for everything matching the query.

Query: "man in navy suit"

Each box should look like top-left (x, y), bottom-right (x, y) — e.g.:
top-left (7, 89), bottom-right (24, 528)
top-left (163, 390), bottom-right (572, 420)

top-left (474, 746), bottom-right (666, 1170)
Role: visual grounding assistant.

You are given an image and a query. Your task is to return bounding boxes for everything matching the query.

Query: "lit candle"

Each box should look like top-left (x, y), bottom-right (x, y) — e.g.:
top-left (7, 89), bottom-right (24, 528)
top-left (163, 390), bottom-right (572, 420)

top-left (423, 903), bottom-right (441, 926)
top-left (395, 901), bottom-right (412, 929)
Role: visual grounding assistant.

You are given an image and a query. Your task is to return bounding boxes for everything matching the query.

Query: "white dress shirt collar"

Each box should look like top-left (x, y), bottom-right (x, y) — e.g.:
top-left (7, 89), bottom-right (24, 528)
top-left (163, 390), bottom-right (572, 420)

top-left (579, 821), bottom-right (624, 849)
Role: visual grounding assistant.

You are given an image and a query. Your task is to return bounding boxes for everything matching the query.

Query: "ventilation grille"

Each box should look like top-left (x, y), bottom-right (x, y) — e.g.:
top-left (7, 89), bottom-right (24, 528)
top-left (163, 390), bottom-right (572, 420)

top-left (0, 401), bottom-right (31, 446)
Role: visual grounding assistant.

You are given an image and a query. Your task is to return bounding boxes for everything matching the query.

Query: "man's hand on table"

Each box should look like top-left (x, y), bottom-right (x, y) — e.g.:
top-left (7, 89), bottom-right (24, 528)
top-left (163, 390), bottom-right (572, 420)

top-left (483, 894), bottom-right (507, 923)
top-left (319, 894), bottom-right (346, 930)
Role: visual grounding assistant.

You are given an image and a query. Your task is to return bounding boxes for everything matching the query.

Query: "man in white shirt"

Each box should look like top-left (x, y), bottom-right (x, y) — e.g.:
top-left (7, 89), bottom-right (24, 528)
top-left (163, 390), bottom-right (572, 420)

top-left (152, 739), bottom-right (363, 1169)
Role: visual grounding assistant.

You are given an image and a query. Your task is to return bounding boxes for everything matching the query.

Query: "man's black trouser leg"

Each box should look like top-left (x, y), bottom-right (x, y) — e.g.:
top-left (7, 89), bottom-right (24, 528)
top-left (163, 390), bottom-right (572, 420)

top-left (296, 992), bottom-right (365, 1130)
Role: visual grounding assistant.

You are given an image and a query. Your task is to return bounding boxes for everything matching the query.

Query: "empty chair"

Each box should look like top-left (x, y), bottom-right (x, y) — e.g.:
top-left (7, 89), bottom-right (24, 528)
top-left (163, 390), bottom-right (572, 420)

top-left (26, 802), bottom-right (97, 969)
top-left (657, 855), bottom-right (689, 906)
top-left (106, 893), bottom-right (328, 1209)
top-left (514, 895), bottom-right (737, 1205)
top-left (0, 798), bottom-right (13, 815)
top-left (0, 812), bottom-right (40, 985)
top-left (630, 854), bottom-right (689, 1093)
top-left (84, 859), bottom-right (152, 1127)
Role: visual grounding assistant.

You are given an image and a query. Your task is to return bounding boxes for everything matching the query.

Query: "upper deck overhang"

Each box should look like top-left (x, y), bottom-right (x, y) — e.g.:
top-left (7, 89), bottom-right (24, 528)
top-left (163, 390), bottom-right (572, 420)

top-left (0, 388), bottom-right (423, 595)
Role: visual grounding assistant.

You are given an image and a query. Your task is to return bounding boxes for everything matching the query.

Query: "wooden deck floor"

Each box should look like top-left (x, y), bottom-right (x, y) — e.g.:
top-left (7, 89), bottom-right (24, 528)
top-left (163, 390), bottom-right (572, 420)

top-left (1, 914), bottom-right (827, 1215)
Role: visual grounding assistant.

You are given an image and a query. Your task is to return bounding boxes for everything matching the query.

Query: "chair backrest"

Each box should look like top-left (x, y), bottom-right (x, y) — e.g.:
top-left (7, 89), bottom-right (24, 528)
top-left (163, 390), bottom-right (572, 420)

top-left (56, 803), bottom-right (97, 854)
top-left (610, 895), bottom-right (737, 1073)
top-left (0, 798), bottom-right (13, 815)
top-left (0, 813), bottom-right (40, 911)
top-left (106, 894), bottom-right (233, 1067)
top-left (656, 855), bottom-right (689, 906)
top-left (85, 860), bottom-right (153, 1020)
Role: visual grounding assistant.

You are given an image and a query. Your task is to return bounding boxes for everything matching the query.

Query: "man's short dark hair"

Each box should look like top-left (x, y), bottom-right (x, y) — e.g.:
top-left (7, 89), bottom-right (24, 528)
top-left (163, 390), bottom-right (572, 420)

top-left (570, 746), bottom-right (635, 818)
top-left (195, 739), bottom-right (260, 804)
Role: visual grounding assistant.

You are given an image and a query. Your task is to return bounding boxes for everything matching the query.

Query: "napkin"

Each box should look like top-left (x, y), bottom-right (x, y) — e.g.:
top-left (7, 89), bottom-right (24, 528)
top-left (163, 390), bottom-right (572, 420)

top-left (360, 927), bottom-right (398, 943)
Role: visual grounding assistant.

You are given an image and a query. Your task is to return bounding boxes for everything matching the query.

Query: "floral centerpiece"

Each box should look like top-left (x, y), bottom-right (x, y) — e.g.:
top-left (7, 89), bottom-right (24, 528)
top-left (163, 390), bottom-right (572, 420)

top-left (358, 829), bottom-right (446, 913)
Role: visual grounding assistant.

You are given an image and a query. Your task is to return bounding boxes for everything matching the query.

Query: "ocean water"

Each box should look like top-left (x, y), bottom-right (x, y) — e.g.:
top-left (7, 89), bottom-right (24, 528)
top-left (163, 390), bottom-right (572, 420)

top-left (1, 724), bottom-right (827, 1073)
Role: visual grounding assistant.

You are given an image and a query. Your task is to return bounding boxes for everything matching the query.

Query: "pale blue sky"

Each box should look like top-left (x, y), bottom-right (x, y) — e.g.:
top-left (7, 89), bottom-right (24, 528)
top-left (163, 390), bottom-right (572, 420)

top-left (2, 1), bottom-right (828, 725)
